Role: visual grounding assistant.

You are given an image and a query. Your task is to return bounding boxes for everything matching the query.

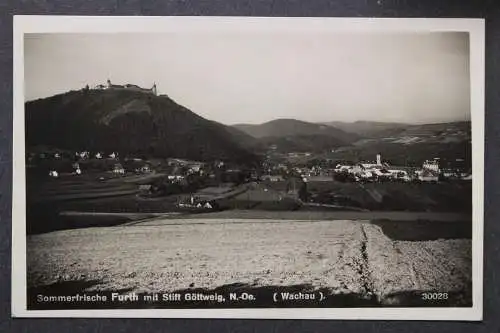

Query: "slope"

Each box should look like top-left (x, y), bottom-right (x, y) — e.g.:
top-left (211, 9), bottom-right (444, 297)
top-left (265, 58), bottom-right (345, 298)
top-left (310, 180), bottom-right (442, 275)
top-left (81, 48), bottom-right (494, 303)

top-left (25, 89), bottom-right (260, 166)
top-left (234, 119), bottom-right (360, 142)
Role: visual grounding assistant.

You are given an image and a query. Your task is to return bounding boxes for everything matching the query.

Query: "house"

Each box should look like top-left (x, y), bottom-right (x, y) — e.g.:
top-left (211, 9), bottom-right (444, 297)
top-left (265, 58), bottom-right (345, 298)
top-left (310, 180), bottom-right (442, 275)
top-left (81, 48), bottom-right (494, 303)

top-left (387, 169), bottom-right (410, 181)
top-left (441, 168), bottom-right (460, 179)
top-left (418, 169), bottom-right (439, 182)
top-left (72, 162), bottom-right (82, 175)
top-left (188, 165), bottom-right (201, 173)
top-left (461, 173), bottom-right (472, 181)
top-left (77, 151), bottom-right (90, 159)
top-left (370, 168), bottom-right (392, 181)
top-left (138, 184), bottom-right (152, 192)
top-left (262, 175), bottom-right (284, 182)
top-left (167, 175), bottom-right (185, 181)
top-left (384, 166), bottom-right (416, 181)
top-left (136, 165), bottom-right (151, 173)
top-left (351, 164), bottom-right (365, 175)
top-left (177, 196), bottom-right (216, 210)
top-left (335, 164), bottom-right (353, 173)
top-left (113, 163), bottom-right (125, 175)
top-left (423, 160), bottom-right (440, 172)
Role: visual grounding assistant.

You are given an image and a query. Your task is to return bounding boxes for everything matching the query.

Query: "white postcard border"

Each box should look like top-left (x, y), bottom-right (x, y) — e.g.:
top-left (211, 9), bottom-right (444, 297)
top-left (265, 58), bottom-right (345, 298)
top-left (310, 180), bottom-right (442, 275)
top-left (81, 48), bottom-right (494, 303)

top-left (12, 15), bottom-right (485, 320)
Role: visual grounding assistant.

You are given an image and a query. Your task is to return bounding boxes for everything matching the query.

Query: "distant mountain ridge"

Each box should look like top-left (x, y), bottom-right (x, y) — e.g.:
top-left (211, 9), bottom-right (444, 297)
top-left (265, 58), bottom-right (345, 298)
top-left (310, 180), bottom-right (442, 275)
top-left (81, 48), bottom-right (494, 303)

top-left (321, 120), bottom-right (471, 139)
top-left (322, 121), bottom-right (409, 137)
top-left (319, 120), bottom-right (471, 167)
top-left (25, 89), bottom-right (260, 165)
top-left (233, 118), bottom-right (471, 166)
top-left (233, 119), bottom-right (361, 142)
top-left (232, 119), bottom-right (362, 153)
top-left (26, 87), bottom-right (470, 168)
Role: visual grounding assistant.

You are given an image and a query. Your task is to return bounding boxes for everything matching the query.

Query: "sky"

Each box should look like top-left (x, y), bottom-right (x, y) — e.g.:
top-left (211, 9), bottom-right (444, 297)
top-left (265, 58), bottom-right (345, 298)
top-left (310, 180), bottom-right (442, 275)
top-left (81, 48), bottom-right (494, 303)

top-left (24, 31), bottom-right (470, 125)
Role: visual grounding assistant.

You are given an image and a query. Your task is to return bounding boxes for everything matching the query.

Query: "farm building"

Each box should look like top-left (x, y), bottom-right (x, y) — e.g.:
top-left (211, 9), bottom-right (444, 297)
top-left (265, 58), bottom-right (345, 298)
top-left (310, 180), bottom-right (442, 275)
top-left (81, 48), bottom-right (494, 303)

top-left (262, 175), bottom-right (284, 182)
top-left (167, 175), bottom-right (185, 181)
top-left (112, 163), bottom-right (125, 175)
top-left (177, 197), bottom-right (218, 210)
top-left (136, 165), bottom-right (152, 173)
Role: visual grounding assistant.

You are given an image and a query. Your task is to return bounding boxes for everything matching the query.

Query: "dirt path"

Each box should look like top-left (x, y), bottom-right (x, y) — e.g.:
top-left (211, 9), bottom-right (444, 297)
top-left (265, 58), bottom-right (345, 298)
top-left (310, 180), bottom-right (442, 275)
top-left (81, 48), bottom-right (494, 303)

top-left (27, 218), bottom-right (471, 306)
top-left (363, 224), bottom-right (472, 305)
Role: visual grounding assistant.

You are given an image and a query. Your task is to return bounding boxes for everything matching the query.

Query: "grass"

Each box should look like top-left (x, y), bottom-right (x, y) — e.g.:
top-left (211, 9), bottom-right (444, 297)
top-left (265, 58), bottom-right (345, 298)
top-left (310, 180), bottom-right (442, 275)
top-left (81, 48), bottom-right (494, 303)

top-left (26, 172), bottom-right (472, 234)
top-left (301, 180), bottom-right (472, 213)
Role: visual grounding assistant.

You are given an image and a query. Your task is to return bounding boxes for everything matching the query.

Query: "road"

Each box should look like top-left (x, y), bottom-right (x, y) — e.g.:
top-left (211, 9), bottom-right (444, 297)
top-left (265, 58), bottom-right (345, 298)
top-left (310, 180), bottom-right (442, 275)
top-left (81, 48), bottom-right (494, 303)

top-left (27, 218), bottom-right (472, 307)
top-left (177, 210), bottom-right (471, 222)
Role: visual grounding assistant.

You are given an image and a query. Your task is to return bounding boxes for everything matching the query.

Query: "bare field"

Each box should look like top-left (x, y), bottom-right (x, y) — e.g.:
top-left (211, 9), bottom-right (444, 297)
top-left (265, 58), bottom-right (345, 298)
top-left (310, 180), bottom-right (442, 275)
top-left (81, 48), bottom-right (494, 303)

top-left (27, 218), bottom-right (471, 307)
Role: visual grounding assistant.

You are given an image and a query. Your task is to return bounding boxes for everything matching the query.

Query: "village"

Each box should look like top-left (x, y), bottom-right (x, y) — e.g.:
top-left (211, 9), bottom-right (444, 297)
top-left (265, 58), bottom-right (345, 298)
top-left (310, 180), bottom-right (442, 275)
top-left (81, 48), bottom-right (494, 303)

top-left (262, 153), bottom-right (471, 184)
top-left (24, 144), bottom-right (473, 223)
top-left (29, 147), bottom-right (472, 184)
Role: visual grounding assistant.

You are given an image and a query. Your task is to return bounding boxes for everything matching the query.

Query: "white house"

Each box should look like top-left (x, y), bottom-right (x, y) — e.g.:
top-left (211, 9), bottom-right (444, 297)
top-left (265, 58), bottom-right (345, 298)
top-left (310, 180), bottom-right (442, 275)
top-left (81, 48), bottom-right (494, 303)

top-left (335, 165), bottom-right (353, 173)
top-left (113, 164), bottom-right (125, 175)
top-left (78, 151), bottom-right (89, 159)
top-left (262, 175), bottom-right (284, 182)
top-left (360, 163), bottom-right (379, 169)
top-left (423, 160), bottom-right (440, 173)
top-left (136, 165), bottom-right (151, 173)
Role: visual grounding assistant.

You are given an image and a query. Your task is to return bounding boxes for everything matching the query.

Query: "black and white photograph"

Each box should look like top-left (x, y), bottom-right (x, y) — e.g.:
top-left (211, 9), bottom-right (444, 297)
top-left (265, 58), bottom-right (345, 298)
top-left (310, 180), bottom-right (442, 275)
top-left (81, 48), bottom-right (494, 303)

top-left (12, 16), bottom-right (484, 320)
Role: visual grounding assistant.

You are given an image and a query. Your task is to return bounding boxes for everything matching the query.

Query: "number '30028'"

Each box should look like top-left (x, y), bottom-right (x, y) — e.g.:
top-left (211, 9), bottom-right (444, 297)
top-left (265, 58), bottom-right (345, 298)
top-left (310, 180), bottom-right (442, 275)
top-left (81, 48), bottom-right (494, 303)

top-left (421, 293), bottom-right (448, 300)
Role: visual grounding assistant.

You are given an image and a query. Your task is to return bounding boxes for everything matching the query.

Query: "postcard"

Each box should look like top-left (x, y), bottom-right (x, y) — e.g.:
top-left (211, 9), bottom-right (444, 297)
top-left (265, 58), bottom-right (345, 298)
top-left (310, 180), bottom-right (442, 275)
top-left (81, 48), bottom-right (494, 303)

top-left (12, 15), bottom-right (484, 320)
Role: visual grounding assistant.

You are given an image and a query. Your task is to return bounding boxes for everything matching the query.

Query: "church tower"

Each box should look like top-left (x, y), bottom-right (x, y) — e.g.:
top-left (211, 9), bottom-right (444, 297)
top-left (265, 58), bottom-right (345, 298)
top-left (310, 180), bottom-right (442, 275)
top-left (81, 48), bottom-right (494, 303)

top-left (152, 83), bottom-right (157, 95)
top-left (107, 79), bottom-right (112, 89)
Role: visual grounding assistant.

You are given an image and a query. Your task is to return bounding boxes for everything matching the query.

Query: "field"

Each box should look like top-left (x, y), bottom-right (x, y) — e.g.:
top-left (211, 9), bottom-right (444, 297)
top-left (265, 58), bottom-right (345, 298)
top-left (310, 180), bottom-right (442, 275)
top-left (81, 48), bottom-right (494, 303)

top-left (27, 217), bottom-right (472, 309)
top-left (25, 163), bottom-right (473, 309)
top-left (278, 180), bottom-right (472, 212)
top-left (26, 172), bottom-right (472, 234)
